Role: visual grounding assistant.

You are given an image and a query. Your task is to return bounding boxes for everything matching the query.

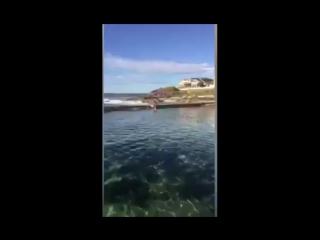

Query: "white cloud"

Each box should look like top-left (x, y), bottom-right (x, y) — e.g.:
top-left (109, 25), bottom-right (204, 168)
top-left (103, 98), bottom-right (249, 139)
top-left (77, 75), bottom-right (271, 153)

top-left (104, 73), bottom-right (168, 85)
top-left (104, 54), bottom-right (214, 75)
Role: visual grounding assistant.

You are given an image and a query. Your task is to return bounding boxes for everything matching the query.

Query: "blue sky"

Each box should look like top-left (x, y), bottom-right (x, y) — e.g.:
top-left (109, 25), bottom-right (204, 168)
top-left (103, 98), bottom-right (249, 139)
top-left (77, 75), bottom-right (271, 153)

top-left (103, 24), bottom-right (215, 93)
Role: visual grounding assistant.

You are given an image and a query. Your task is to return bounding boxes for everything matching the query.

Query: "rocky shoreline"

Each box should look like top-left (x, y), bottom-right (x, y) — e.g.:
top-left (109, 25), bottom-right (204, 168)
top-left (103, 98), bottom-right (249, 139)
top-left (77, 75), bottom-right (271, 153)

top-left (104, 100), bottom-right (215, 112)
top-left (104, 87), bottom-right (215, 112)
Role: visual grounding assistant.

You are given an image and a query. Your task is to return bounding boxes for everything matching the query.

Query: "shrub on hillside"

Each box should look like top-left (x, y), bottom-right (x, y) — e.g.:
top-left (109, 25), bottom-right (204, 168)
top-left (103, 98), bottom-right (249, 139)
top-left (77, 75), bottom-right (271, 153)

top-left (147, 86), bottom-right (180, 98)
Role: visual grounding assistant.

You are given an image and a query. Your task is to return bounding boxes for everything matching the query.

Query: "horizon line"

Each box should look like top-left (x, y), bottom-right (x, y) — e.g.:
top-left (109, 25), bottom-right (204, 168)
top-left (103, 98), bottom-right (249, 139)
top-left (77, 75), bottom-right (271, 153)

top-left (103, 92), bottom-right (148, 94)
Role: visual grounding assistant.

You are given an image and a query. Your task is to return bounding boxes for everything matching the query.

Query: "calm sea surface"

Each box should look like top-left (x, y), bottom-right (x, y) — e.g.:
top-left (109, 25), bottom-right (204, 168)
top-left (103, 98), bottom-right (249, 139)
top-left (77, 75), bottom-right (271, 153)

top-left (104, 93), bottom-right (146, 100)
top-left (103, 106), bottom-right (215, 217)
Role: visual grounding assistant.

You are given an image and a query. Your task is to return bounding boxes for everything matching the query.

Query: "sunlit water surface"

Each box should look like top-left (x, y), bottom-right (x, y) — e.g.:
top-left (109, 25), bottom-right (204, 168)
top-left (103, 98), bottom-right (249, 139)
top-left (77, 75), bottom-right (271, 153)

top-left (103, 106), bottom-right (215, 217)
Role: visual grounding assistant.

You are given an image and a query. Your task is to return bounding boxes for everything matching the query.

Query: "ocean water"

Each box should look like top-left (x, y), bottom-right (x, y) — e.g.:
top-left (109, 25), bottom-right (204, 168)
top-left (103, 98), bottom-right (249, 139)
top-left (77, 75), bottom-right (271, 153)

top-left (104, 93), bottom-right (147, 99)
top-left (103, 106), bottom-right (215, 217)
top-left (104, 93), bottom-right (148, 105)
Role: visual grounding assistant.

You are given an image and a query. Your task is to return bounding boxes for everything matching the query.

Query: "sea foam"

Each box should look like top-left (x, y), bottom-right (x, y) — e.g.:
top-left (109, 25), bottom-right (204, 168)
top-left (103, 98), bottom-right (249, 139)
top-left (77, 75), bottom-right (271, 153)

top-left (104, 98), bottom-right (146, 105)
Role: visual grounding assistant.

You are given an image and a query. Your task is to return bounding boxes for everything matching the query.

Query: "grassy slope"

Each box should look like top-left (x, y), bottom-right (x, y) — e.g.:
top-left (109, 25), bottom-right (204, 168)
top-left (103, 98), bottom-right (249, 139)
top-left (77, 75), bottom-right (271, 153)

top-left (172, 88), bottom-right (214, 97)
top-left (154, 86), bottom-right (214, 98)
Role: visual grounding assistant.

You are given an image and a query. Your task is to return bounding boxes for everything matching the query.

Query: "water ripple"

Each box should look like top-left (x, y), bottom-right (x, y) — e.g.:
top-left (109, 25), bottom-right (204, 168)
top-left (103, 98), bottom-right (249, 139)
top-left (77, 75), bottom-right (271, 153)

top-left (104, 106), bottom-right (215, 217)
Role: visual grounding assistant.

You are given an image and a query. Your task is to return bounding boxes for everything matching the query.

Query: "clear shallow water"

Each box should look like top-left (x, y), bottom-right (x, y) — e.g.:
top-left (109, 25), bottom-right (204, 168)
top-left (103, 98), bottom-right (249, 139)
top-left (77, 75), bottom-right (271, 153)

top-left (103, 107), bottom-right (215, 217)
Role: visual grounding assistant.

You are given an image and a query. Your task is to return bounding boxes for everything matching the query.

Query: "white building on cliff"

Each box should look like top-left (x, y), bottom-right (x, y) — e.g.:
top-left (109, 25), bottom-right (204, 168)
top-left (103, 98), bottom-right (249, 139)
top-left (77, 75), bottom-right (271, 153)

top-left (178, 78), bottom-right (215, 90)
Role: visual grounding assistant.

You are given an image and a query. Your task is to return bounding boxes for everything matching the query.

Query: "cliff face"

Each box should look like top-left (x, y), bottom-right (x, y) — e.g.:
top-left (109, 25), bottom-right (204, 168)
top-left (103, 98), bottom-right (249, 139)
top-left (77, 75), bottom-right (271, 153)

top-left (146, 86), bottom-right (214, 99)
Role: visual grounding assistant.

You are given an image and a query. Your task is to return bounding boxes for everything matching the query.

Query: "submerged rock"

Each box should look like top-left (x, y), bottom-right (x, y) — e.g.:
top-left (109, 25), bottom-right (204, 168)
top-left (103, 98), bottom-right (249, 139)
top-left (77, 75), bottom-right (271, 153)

top-left (104, 177), bottom-right (151, 207)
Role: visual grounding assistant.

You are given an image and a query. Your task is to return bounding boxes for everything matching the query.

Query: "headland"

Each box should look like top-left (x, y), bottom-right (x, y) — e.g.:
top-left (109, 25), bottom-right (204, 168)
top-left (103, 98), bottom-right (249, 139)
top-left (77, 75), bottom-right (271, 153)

top-left (104, 78), bottom-right (215, 112)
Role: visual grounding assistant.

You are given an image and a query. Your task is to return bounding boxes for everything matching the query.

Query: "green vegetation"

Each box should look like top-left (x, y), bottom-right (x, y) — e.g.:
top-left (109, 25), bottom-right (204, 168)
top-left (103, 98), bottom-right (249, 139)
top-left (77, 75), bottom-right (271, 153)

top-left (148, 86), bottom-right (214, 98)
top-left (172, 88), bottom-right (214, 97)
top-left (158, 86), bottom-right (179, 91)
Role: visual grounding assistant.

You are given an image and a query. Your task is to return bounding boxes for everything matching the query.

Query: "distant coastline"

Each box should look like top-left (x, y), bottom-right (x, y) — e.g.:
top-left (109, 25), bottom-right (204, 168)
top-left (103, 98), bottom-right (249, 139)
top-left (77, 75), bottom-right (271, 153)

top-left (103, 78), bottom-right (215, 110)
top-left (104, 93), bottom-right (147, 97)
top-left (104, 78), bottom-right (214, 99)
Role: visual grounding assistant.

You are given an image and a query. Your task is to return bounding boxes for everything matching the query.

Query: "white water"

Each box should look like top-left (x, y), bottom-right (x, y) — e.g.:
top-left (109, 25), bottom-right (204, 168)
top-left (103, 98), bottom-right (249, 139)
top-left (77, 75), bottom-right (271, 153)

top-left (104, 98), bottom-right (148, 105)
